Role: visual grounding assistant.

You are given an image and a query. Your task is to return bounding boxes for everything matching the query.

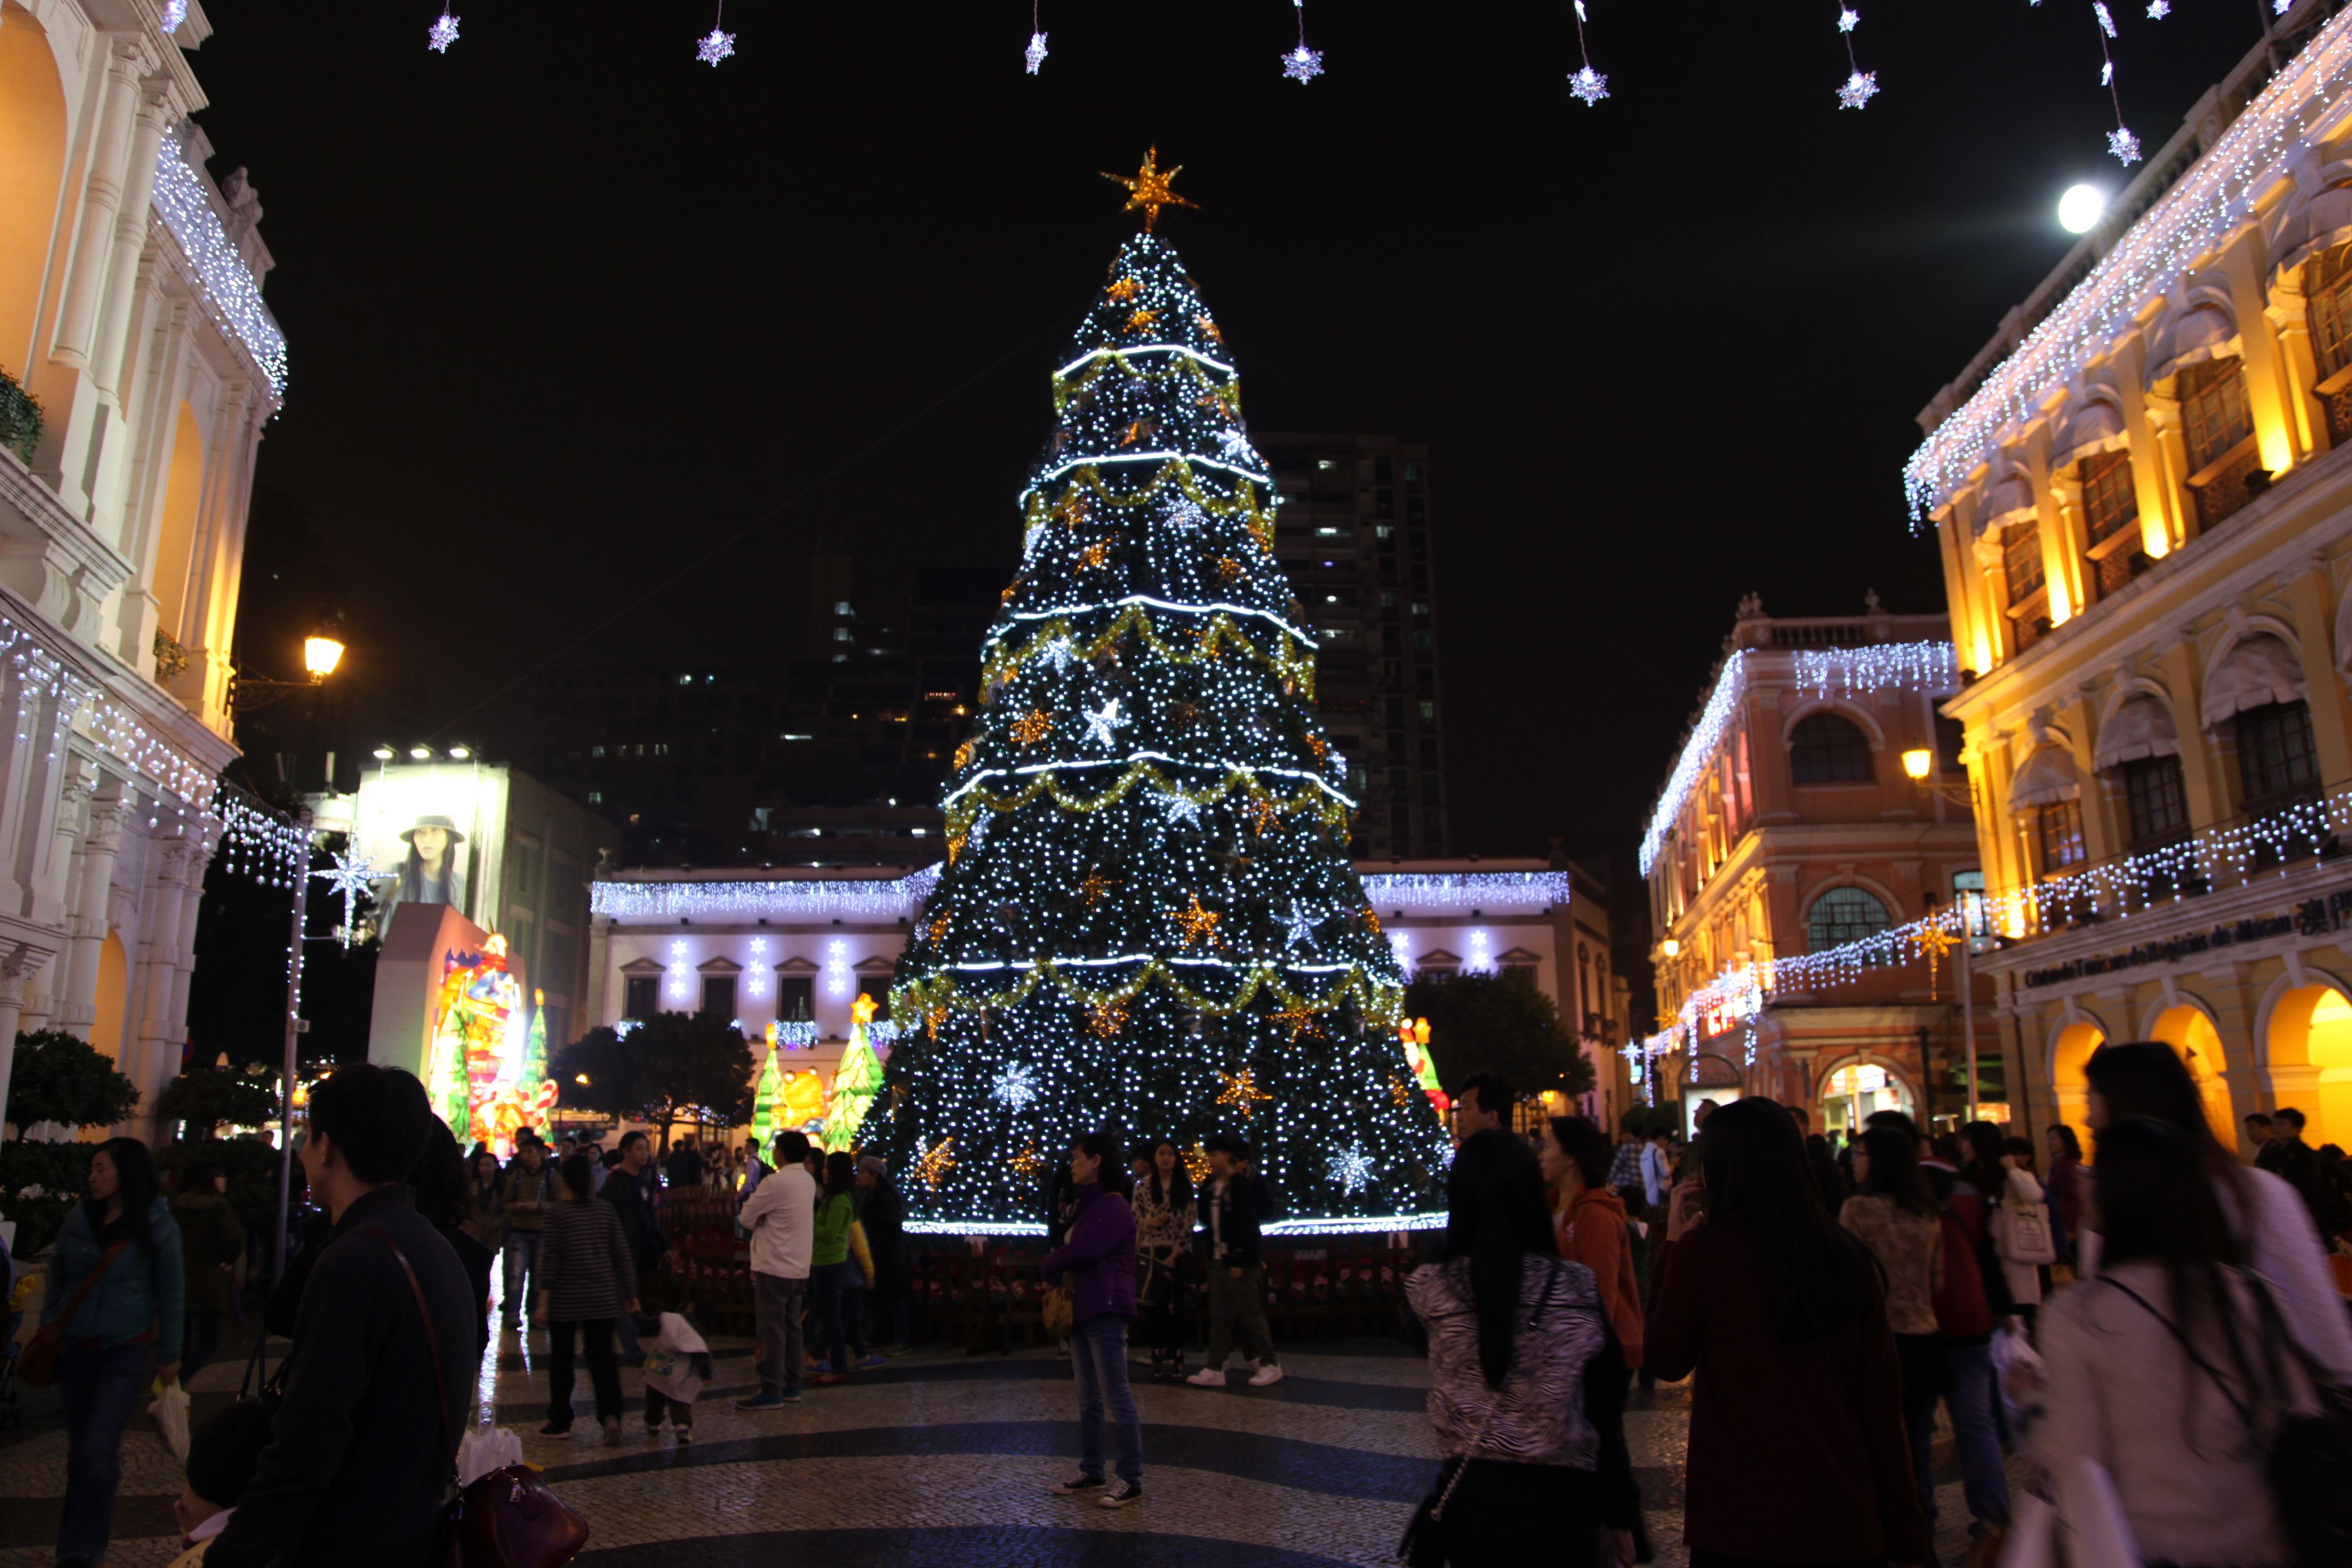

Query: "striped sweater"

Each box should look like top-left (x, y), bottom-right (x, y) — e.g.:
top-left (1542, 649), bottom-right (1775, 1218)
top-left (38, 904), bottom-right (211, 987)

top-left (536, 1194), bottom-right (638, 1322)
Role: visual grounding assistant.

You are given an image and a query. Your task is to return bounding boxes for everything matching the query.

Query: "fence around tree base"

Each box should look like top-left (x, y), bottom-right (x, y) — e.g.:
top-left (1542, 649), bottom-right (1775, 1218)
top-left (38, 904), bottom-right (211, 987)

top-left (652, 1189), bottom-right (1424, 1349)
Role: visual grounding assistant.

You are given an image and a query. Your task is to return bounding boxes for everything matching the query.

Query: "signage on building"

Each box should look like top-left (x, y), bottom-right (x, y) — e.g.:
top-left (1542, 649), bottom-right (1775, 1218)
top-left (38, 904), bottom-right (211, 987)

top-left (2021, 891), bottom-right (2352, 989)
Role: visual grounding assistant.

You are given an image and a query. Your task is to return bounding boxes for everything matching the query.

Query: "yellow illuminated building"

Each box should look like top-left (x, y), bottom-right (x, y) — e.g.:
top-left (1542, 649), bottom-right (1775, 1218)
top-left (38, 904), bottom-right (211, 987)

top-left (1915, 7), bottom-right (2352, 1153)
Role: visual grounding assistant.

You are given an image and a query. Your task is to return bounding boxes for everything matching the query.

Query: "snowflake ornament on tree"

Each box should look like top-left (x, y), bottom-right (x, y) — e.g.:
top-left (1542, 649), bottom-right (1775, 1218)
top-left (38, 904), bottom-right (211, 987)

top-left (427, 10), bottom-right (459, 52)
top-left (991, 1062), bottom-right (1040, 1110)
top-left (1216, 429), bottom-right (1258, 463)
top-left (1328, 1145), bottom-right (1375, 1194)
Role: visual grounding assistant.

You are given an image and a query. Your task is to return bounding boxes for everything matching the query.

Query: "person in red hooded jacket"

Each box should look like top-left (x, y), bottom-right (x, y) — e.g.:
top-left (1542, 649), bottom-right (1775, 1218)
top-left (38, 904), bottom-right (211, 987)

top-left (1542, 1115), bottom-right (1644, 1369)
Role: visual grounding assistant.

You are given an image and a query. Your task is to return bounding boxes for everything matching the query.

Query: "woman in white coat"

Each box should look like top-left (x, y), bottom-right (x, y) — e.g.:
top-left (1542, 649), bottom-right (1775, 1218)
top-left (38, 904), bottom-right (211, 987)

top-left (1964, 1124), bottom-right (2048, 1316)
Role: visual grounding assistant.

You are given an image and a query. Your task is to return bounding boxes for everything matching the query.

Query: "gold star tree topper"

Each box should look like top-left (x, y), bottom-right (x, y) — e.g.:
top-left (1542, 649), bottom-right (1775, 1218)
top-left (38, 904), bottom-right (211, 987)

top-left (1102, 147), bottom-right (1198, 232)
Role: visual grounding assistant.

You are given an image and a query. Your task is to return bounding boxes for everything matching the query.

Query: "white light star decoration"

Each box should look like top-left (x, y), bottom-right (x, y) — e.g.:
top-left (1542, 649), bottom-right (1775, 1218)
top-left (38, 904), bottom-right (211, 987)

top-left (1282, 44), bottom-right (1324, 82)
top-left (158, 0), bottom-right (187, 31)
top-left (991, 1062), bottom-right (1040, 1110)
top-left (1282, 903), bottom-right (1320, 948)
top-left (1162, 497), bottom-right (1207, 533)
top-left (1081, 698), bottom-right (1129, 749)
top-left (1570, 65), bottom-right (1610, 105)
top-left (2108, 126), bottom-right (2143, 163)
top-left (2145, 0), bottom-right (2169, 16)
top-left (1041, 635), bottom-right (1077, 673)
top-left (1026, 31), bottom-right (1049, 73)
top-left (1837, 7), bottom-right (1859, 30)
top-left (1216, 429), bottom-right (1257, 462)
top-left (1155, 789), bottom-right (1201, 828)
top-left (1328, 1145), bottom-right (1374, 1194)
top-left (1837, 69), bottom-right (1879, 108)
top-left (427, 10), bottom-right (459, 51)
top-left (696, 24), bottom-right (735, 64)
top-left (312, 851), bottom-right (376, 949)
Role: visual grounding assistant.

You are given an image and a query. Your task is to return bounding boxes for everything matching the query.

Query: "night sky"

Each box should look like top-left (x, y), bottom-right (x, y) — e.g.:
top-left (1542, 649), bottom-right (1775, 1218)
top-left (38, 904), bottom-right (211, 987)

top-left (186, 0), bottom-right (2270, 865)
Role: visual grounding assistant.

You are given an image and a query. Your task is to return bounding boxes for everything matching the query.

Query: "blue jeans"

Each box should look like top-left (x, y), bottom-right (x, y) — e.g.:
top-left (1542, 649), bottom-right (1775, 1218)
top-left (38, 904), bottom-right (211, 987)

top-left (57, 1340), bottom-right (152, 1562)
top-left (502, 1230), bottom-right (541, 1320)
top-left (1939, 1340), bottom-right (2012, 1529)
top-left (811, 1261), bottom-right (866, 1372)
top-left (1069, 1314), bottom-right (1143, 1484)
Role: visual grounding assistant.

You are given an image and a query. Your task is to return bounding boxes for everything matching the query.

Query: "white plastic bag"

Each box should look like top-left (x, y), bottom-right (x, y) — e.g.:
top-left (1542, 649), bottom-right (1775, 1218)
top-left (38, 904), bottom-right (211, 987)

top-left (457, 1423), bottom-right (524, 1486)
top-left (1988, 1322), bottom-right (2044, 1434)
top-left (149, 1381), bottom-right (191, 1463)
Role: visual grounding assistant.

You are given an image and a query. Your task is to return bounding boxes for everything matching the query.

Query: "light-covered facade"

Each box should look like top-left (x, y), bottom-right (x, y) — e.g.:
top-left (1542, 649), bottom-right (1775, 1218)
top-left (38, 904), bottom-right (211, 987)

top-left (1914, 5), bottom-right (2352, 1153)
top-left (587, 860), bottom-right (1630, 1132)
top-left (0, 0), bottom-right (283, 1127)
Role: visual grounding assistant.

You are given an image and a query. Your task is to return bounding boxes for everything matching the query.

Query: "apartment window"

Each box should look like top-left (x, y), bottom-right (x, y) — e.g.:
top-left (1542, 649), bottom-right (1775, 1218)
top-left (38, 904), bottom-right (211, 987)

top-left (1807, 887), bottom-right (1891, 949)
top-left (778, 974), bottom-right (816, 1019)
top-left (2313, 246), bottom-right (2352, 378)
top-left (2121, 755), bottom-right (2189, 847)
top-left (2181, 359), bottom-right (2253, 472)
top-left (2036, 798), bottom-right (2087, 873)
top-left (1788, 712), bottom-right (1873, 784)
top-left (624, 975), bottom-right (659, 1018)
top-left (834, 627), bottom-right (853, 642)
top-left (2080, 451), bottom-right (2139, 546)
top-left (2003, 519), bottom-right (2045, 605)
top-left (701, 975), bottom-right (736, 1017)
top-left (2236, 700), bottom-right (2319, 807)
top-left (1404, 462), bottom-right (1423, 483)
top-left (1419, 699), bottom-right (1436, 721)
top-left (835, 600), bottom-right (853, 615)
top-left (586, 791), bottom-right (604, 805)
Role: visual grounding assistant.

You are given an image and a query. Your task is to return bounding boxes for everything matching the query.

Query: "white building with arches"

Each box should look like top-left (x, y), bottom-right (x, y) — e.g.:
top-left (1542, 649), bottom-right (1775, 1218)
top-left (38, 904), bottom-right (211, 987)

top-left (1916, 5), bottom-right (2352, 1156)
top-left (0, 0), bottom-right (283, 1124)
top-left (1642, 600), bottom-right (1995, 1135)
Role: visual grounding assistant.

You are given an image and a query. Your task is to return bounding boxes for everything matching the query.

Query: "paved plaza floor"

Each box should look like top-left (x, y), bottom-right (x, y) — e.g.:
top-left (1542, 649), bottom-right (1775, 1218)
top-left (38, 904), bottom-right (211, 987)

top-left (0, 1317), bottom-right (2023, 1566)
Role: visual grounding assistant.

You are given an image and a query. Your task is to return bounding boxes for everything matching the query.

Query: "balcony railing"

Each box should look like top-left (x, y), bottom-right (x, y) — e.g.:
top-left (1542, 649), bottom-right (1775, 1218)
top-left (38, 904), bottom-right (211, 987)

top-left (2014, 787), bottom-right (2343, 935)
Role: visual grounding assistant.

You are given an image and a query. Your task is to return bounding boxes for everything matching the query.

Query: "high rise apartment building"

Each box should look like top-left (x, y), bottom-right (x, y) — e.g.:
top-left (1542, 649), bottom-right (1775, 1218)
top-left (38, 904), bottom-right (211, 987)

top-left (1257, 433), bottom-right (1448, 859)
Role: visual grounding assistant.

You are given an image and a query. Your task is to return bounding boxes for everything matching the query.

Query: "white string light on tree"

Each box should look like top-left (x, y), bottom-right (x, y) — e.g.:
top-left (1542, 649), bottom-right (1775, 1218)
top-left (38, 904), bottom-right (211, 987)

top-left (1569, 0), bottom-right (1609, 104)
top-left (1835, 2), bottom-right (1879, 109)
top-left (1282, 0), bottom-right (1324, 82)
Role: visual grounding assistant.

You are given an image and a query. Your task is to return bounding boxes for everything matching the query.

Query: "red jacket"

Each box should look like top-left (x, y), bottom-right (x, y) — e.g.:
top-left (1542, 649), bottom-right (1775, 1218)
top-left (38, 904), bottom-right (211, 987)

top-left (1559, 1186), bottom-right (1644, 1369)
top-left (1645, 1223), bottom-right (1929, 1566)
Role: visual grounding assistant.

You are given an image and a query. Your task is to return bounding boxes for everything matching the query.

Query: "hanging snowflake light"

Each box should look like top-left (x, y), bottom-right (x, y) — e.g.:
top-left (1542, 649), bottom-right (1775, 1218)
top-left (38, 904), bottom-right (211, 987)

top-left (990, 1062), bottom-right (1039, 1110)
top-left (2091, 2), bottom-right (2138, 163)
top-left (1567, 0), bottom-right (1609, 104)
top-left (427, 9), bottom-right (459, 51)
top-left (1327, 1145), bottom-right (1375, 1194)
top-left (696, 3), bottom-right (734, 65)
top-left (2108, 125), bottom-right (2143, 163)
top-left (1837, 6), bottom-right (1858, 29)
top-left (312, 851), bottom-right (377, 949)
top-left (1283, 0), bottom-right (1323, 82)
top-left (1837, 69), bottom-right (1879, 108)
top-left (1026, 31), bottom-right (1049, 72)
top-left (159, 0), bottom-right (187, 32)
top-left (2145, 0), bottom-right (2168, 16)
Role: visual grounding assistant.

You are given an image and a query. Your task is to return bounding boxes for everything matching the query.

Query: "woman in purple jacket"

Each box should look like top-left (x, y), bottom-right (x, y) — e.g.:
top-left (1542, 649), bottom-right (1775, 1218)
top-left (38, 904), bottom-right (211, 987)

top-left (1042, 1132), bottom-right (1144, 1508)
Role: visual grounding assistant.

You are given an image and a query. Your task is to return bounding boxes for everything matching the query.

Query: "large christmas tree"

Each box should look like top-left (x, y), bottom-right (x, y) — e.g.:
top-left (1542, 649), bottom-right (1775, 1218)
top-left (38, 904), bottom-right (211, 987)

top-left (884, 153), bottom-right (1450, 1232)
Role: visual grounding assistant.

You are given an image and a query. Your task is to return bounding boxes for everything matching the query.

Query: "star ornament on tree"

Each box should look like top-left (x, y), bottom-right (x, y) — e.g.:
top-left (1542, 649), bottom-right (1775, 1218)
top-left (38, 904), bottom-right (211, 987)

top-left (1082, 698), bottom-right (1130, 749)
top-left (1217, 1068), bottom-right (1274, 1118)
top-left (312, 851), bottom-right (376, 948)
top-left (1269, 1002), bottom-right (1321, 1041)
top-left (1171, 894), bottom-right (1222, 948)
top-left (1281, 902), bottom-right (1320, 947)
top-left (1327, 1145), bottom-right (1375, 1195)
top-left (1155, 789), bottom-right (1202, 828)
top-left (1087, 1001), bottom-right (1129, 1038)
top-left (1100, 148), bottom-right (1199, 233)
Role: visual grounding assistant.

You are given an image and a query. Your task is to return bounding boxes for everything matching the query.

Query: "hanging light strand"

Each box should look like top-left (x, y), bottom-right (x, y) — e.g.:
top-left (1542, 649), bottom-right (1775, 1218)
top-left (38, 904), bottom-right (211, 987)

top-left (1835, 3), bottom-right (1879, 108)
top-left (2095, 2), bottom-right (2142, 161)
top-left (1569, 0), bottom-right (1610, 104)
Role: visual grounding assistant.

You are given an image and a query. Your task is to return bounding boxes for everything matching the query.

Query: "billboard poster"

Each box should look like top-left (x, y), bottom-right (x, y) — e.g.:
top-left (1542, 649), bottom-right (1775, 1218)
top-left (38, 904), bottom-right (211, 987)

top-left (352, 762), bottom-right (510, 931)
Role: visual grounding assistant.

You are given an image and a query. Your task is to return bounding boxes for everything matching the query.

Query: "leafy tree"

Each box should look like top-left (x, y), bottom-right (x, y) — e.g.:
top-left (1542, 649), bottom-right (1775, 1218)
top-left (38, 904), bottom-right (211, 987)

top-left (155, 1062), bottom-right (284, 1140)
top-left (1405, 970), bottom-right (1596, 1108)
top-left (6, 1028), bottom-right (140, 1133)
top-left (553, 1012), bottom-right (753, 1140)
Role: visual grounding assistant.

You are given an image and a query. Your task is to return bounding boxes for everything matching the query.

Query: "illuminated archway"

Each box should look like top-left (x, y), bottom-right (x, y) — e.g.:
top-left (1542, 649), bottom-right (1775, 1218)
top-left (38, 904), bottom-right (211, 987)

top-left (1816, 1054), bottom-right (1916, 1139)
top-left (2149, 1002), bottom-right (2235, 1145)
top-left (2050, 1019), bottom-right (2106, 1136)
top-left (2264, 980), bottom-right (2352, 1148)
top-left (0, 2), bottom-right (66, 381)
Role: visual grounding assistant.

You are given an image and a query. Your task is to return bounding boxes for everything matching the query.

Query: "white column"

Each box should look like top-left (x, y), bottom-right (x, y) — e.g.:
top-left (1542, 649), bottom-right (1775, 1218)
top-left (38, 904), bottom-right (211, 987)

top-left (163, 841), bottom-right (210, 1072)
top-left (90, 86), bottom-right (175, 400)
top-left (22, 761), bottom-right (96, 1034)
top-left (59, 790), bottom-right (129, 1038)
top-left (48, 48), bottom-right (142, 374)
top-left (129, 838), bottom-right (189, 1098)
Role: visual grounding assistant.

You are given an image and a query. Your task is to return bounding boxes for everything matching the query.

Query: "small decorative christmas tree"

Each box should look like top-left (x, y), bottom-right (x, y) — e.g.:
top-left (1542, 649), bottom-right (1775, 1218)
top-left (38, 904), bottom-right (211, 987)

top-left (748, 1030), bottom-right (784, 1152)
top-left (885, 154), bottom-right (1449, 1231)
top-left (824, 995), bottom-right (888, 1153)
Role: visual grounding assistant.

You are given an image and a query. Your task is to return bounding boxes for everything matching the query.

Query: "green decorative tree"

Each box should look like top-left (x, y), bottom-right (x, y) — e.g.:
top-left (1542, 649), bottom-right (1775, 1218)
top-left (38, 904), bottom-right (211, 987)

top-left (885, 161), bottom-right (1449, 1230)
top-left (822, 998), bottom-right (887, 1154)
top-left (748, 1036), bottom-right (783, 1152)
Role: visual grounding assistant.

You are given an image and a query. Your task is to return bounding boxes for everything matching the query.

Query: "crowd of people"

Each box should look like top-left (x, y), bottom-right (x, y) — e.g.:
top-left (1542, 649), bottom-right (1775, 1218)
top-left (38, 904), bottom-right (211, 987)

top-left (28, 1038), bottom-right (2352, 1566)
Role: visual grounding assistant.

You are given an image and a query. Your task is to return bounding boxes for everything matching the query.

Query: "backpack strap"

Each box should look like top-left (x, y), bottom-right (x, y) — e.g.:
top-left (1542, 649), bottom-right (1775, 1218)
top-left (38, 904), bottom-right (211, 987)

top-left (357, 1228), bottom-right (459, 1482)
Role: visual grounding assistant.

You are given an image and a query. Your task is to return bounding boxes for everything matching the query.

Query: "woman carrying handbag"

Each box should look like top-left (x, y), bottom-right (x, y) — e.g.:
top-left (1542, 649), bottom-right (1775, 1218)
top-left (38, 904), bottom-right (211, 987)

top-left (1403, 1128), bottom-right (1643, 1567)
top-left (1041, 1133), bottom-right (1144, 1508)
top-left (1132, 1140), bottom-right (1194, 1382)
top-left (1974, 1124), bottom-right (2051, 1326)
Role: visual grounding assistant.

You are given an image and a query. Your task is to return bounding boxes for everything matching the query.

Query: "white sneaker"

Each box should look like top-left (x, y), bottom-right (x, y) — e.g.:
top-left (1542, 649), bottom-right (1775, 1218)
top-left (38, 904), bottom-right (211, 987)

top-left (1183, 1366), bottom-right (1227, 1387)
top-left (1247, 1363), bottom-right (1284, 1387)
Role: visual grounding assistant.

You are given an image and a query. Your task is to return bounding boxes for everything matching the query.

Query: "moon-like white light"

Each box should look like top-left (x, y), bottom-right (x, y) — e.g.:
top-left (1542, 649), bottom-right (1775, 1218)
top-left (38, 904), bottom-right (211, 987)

top-left (2059, 183), bottom-right (2106, 235)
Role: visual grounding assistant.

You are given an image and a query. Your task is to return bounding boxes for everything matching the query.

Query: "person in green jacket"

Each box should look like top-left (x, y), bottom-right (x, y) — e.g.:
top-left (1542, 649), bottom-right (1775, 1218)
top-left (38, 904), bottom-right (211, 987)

top-left (174, 1156), bottom-right (246, 1379)
top-left (808, 1152), bottom-right (876, 1382)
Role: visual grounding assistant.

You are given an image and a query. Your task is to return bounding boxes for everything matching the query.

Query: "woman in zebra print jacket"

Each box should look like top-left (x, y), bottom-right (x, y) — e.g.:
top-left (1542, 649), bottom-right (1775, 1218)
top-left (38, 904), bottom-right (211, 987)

top-left (1404, 1128), bottom-right (1646, 1566)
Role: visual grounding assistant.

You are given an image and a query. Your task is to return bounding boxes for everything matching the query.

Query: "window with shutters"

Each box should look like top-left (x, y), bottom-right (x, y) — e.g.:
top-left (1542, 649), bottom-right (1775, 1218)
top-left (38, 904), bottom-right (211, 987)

top-left (2081, 451), bottom-right (2138, 546)
top-left (2236, 700), bottom-right (2319, 807)
top-left (2121, 755), bottom-right (2188, 847)
top-left (2004, 520), bottom-right (2045, 605)
top-left (2181, 359), bottom-right (2253, 472)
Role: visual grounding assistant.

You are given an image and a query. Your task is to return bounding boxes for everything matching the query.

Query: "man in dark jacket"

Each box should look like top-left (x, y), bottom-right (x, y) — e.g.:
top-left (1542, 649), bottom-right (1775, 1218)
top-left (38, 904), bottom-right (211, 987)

top-left (603, 1130), bottom-right (668, 1361)
top-left (209, 1065), bottom-right (474, 1568)
top-left (1187, 1134), bottom-right (1280, 1387)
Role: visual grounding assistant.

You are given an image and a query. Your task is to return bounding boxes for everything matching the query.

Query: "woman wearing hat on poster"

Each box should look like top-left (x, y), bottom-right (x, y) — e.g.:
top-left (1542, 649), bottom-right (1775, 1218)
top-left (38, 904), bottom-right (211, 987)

top-left (389, 815), bottom-right (467, 915)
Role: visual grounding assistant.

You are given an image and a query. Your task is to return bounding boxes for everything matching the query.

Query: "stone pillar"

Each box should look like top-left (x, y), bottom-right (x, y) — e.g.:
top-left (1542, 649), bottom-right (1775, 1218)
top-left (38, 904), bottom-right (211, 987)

top-left (129, 839), bottom-right (190, 1100)
top-left (60, 792), bottom-right (130, 1039)
top-left (22, 763), bottom-right (96, 1034)
top-left (48, 48), bottom-right (142, 375)
top-left (90, 85), bottom-right (175, 401)
top-left (162, 842), bottom-right (212, 1076)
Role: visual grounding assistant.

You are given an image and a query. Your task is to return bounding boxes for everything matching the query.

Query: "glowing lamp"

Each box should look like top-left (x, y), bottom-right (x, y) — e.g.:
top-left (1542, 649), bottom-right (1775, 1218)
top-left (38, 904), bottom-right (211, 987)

top-left (1902, 747), bottom-right (1934, 781)
top-left (574, 1073), bottom-right (590, 1085)
top-left (2057, 183), bottom-right (2105, 235)
top-left (1660, 938), bottom-right (1680, 958)
top-left (409, 746), bottom-right (431, 760)
top-left (448, 745), bottom-right (471, 760)
top-left (303, 634), bottom-right (345, 681)
top-left (372, 745), bottom-right (395, 760)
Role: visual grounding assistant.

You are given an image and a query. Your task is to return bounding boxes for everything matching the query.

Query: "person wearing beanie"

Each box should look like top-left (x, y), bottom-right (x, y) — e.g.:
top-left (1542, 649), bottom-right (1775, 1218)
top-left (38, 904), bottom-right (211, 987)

top-left (169, 1400), bottom-right (276, 1567)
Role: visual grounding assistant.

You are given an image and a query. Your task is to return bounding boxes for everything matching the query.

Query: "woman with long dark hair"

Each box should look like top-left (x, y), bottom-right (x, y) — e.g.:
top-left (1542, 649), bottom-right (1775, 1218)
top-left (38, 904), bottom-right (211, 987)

top-left (1404, 1128), bottom-right (1642, 1565)
top-left (2027, 1117), bottom-right (2316, 1565)
top-left (1646, 1098), bottom-right (1927, 1567)
top-left (1841, 1123), bottom-right (1945, 1528)
top-left (534, 1152), bottom-right (637, 1443)
top-left (1132, 1139), bottom-right (1194, 1382)
top-left (2080, 1041), bottom-right (2352, 1381)
top-left (809, 1149), bottom-right (876, 1382)
top-left (2044, 1122), bottom-right (2085, 1263)
top-left (1540, 1114), bottom-right (1644, 1369)
top-left (42, 1137), bottom-right (184, 1567)
top-left (410, 1116), bottom-right (495, 1353)
top-left (1041, 1130), bottom-right (1144, 1506)
top-left (1961, 1120), bottom-right (2045, 1325)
